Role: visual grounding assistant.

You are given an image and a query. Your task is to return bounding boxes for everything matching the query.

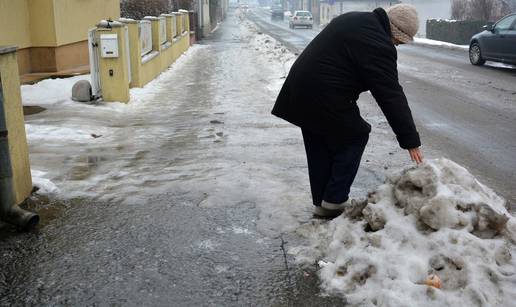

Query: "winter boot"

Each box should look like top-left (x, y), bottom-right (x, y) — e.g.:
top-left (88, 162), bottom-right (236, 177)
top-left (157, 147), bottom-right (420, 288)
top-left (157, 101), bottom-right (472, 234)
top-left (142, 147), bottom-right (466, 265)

top-left (313, 206), bottom-right (342, 218)
top-left (313, 200), bottom-right (345, 218)
top-left (314, 199), bottom-right (368, 219)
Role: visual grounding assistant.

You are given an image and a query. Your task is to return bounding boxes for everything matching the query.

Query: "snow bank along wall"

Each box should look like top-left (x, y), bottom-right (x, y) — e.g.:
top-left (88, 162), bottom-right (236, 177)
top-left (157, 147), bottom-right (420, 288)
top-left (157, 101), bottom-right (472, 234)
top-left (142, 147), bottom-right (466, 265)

top-left (0, 0), bottom-right (120, 77)
top-left (0, 47), bottom-right (32, 205)
top-left (97, 11), bottom-right (190, 102)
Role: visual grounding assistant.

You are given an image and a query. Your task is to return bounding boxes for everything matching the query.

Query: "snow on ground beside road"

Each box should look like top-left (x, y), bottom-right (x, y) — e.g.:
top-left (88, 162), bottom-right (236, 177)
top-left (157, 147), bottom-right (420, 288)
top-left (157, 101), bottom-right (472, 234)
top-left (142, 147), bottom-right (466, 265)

top-left (486, 62), bottom-right (516, 69)
top-left (291, 158), bottom-right (516, 306)
top-left (413, 38), bottom-right (469, 51)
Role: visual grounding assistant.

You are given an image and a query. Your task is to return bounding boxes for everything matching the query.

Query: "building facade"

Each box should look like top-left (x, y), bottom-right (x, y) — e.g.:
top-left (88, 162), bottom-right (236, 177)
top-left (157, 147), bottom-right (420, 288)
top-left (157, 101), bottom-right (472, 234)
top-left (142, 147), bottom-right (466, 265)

top-left (0, 0), bottom-right (120, 77)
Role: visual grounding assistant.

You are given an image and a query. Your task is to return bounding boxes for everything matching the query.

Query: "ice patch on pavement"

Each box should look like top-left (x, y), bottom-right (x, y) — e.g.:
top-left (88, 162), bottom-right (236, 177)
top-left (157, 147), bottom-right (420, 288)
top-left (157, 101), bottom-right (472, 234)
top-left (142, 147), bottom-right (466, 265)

top-left (196, 239), bottom-right (219, 250)
top-left (232, 226), bottom-right (252, 235)
top-left (290, 158), bottom-right (516, 306)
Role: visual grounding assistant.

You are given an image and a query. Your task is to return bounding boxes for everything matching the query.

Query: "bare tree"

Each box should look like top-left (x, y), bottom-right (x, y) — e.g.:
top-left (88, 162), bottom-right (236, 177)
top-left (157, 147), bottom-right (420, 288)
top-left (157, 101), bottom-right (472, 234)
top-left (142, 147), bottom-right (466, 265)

top-left (450, 0), bottom-right (513, 21)
top-left (121, 0), bottom-right (174, 19)
top-left (451, 0), bottom-right (468, 19)
top-left (470, 0), bottom-right (496, 20)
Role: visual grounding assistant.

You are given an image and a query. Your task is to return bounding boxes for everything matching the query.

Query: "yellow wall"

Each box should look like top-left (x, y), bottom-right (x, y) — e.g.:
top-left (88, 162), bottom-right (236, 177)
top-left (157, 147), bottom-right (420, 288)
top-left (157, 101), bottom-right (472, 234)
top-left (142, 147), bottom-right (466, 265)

top-left (0, 0), bottom-right (32, 49)
top-left (0, 49), bottom-right (33, 204)
top-left (53, 0), bottom-right (120, 46)
top-left (125, 21), bottom-right (142, 88)
top-left (0, 0), bottom-right (121, 48)
top-left (28, 0), bottom-right (57, 47)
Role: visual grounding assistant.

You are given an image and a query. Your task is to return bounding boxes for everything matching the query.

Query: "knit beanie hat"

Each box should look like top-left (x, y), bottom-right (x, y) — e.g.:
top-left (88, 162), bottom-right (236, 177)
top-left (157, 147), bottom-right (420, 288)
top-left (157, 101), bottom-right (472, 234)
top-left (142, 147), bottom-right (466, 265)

top-left (385, 4), bottom-right (419, 43)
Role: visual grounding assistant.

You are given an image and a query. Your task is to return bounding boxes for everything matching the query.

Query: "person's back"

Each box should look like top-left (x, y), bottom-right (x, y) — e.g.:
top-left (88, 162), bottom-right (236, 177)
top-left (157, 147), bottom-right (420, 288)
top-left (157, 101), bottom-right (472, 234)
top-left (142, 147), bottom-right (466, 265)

top-left (273, 9), bottom-right (400, 139)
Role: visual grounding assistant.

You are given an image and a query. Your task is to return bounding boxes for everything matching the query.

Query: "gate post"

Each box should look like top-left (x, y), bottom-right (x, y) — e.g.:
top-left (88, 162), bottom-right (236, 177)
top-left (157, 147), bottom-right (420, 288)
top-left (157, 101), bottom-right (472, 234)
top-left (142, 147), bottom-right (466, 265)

top-left (96, 20), bottom-right (130, 103)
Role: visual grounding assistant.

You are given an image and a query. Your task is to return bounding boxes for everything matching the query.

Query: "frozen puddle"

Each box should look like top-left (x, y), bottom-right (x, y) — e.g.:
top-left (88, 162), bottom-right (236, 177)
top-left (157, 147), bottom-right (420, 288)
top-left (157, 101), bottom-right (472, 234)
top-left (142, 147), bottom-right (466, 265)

top-left (291, 158), bottom-right (516, 306)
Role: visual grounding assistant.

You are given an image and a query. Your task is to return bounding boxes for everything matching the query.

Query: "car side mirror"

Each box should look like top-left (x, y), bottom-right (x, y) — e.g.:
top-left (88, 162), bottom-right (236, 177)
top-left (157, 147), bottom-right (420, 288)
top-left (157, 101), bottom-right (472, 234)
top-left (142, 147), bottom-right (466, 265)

top-left (483, 23), bottom-right (494, 32)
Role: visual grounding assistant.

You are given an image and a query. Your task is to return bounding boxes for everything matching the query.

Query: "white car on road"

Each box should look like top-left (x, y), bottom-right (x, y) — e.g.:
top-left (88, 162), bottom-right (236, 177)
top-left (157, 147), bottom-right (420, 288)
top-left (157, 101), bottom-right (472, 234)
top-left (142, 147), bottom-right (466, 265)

top-left (289, 11), bottom-right (313, 29)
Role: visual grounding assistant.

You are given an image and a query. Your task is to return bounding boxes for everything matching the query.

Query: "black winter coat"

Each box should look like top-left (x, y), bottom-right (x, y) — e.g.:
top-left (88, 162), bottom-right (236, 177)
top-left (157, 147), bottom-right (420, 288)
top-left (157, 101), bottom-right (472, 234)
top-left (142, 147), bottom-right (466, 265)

top-left (271, 8), bottom-right (421, 149)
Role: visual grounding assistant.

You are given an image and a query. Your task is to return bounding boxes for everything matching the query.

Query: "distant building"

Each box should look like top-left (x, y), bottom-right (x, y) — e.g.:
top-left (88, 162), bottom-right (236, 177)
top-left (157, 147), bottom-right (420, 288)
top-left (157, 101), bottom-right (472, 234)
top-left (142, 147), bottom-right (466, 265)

top-left (0, 0), bottom-right (120, 79)
top-left (317, 0), bottom-right (452, 36)
top-left (319, 0), bottom-right (399, 26)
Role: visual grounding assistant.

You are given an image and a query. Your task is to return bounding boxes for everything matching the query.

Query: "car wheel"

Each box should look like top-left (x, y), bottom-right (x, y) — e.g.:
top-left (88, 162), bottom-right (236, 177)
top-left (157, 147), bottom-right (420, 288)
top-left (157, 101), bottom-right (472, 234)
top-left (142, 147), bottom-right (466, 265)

top-left (469, 43), bottom-right (486, 66)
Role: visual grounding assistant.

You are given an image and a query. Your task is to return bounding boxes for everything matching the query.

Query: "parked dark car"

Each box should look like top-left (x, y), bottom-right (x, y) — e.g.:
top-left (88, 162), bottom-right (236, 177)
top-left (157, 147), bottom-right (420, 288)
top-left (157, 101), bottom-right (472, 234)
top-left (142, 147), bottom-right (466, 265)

top-left (469, 13), bottom-right (516, 66)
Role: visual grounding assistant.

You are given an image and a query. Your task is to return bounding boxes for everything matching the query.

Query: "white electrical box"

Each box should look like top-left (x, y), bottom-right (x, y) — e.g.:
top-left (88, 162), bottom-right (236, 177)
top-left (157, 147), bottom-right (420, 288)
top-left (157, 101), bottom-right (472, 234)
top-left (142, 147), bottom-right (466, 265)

top-left (100, 34), bottom-right (119, 58)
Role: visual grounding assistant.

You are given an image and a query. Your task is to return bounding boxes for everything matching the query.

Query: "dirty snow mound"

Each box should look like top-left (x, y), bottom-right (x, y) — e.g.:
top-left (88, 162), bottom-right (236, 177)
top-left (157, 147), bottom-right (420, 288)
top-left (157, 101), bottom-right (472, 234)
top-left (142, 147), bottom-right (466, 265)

top-left (291, 158), bottom-right (516, 306)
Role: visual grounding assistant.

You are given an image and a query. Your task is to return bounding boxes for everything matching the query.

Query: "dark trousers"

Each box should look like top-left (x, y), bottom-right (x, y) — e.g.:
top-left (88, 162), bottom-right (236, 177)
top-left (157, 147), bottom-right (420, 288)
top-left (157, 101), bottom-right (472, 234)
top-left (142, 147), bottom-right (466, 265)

top-left (302, 128), bottom-right (368, 206)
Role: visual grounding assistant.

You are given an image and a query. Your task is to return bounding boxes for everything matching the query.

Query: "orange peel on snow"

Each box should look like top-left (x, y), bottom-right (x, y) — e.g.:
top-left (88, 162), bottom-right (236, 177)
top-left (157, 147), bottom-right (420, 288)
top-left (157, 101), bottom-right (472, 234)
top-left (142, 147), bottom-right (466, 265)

top-left (424, 274), bottom-right (442, 289)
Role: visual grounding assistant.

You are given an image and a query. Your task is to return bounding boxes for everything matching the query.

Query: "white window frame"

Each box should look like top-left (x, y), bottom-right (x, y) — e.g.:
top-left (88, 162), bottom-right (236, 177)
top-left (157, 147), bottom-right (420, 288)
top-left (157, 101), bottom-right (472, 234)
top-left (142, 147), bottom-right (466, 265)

top-left (139, 20), bottom-right (152, 56)
top-left (159, 17), bottom-right (167, 44)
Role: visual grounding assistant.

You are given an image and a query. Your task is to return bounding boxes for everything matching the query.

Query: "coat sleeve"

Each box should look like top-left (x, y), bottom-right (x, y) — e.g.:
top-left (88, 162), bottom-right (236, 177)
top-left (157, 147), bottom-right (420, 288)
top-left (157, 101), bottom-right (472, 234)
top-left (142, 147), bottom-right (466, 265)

top-left (351, 39), bottom-right (421, 149)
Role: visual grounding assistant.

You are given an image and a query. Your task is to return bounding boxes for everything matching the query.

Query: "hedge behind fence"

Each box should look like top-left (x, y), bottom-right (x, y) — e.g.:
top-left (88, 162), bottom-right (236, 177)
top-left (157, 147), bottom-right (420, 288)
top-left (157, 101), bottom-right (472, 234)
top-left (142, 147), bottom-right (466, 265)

top-left (426, 19), bottom-right (487, 45)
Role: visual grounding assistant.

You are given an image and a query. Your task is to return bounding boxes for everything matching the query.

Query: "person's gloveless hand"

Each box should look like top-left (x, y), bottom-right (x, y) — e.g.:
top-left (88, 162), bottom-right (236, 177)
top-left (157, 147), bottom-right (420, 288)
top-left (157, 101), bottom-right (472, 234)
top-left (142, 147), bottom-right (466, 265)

top-left (408, 147), bottom-right (423, 165)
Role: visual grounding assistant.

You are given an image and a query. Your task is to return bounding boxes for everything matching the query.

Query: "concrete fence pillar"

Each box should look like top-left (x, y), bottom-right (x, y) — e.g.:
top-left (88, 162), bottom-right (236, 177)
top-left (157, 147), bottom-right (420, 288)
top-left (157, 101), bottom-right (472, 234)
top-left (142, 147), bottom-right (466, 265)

top-left (179, 9), bottom-right (191, 35)
top-left (143, 16), bottom-right (162, 54)
top-left (161, 14), bottom-right (175, 42)
top-left (119, 18), bottom-right (142, 88)
top-left (96, 21), bottom-right (130, 103)
top-left (0, 46), bottom-right (32, 205)
top-left (173, 12), bottom-right (183, 37)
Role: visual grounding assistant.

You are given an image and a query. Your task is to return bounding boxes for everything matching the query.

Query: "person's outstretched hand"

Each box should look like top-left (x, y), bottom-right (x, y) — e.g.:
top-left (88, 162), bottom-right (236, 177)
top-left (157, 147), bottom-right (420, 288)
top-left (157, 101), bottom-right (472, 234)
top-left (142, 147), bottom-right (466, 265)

top-left (408, 147), bottom-right (423, 165)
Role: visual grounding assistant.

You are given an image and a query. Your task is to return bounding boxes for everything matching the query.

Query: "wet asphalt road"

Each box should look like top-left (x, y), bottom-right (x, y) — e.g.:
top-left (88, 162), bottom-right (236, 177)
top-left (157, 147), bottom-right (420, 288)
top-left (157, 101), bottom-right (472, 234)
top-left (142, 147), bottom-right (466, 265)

top-left (0, 10), bottom-right (346, 307)
top-left (247, 8), bottom-right (516, 210)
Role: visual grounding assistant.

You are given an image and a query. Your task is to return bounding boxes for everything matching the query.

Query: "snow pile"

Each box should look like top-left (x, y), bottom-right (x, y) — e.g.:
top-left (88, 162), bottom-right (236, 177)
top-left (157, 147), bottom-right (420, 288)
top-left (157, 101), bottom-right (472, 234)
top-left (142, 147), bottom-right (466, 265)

top-left (413, 38), bottom-right (469, 51)
top-left (292, 158), bottom-right (516, 306)
top-left (241, 20), bottom-right (296, 93)
top-left (21, 75), bottom-right (91, 107)
top-left (31, 170), bottom-right (60, 194)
